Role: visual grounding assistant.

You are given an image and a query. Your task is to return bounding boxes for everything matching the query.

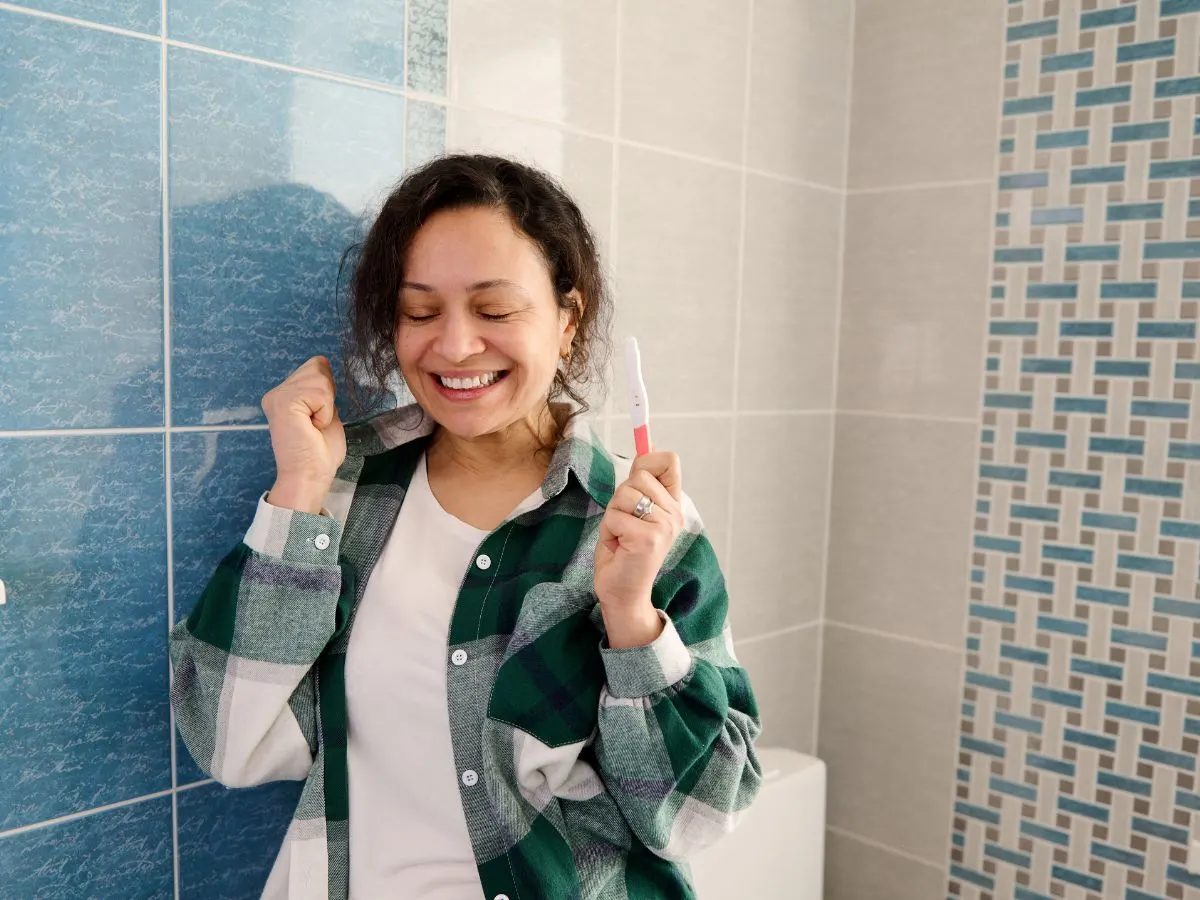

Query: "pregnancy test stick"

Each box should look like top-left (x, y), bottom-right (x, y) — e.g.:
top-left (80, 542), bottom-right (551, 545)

top-left (624, 337), bottom-right (652, 456)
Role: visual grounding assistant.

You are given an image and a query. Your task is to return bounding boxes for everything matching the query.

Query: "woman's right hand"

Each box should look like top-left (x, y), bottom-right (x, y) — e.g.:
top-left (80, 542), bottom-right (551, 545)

top-left (262, 356), bottom-right (347, 512)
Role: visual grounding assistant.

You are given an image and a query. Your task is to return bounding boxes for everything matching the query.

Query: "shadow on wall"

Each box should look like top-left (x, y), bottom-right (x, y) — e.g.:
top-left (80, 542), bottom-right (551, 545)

top-left (167, 181), bottom-right (399, 898)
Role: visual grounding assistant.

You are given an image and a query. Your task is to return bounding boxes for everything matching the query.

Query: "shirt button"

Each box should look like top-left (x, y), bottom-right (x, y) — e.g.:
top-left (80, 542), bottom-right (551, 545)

top-left (451, 649), bottom-right (468, 666)
top-left (314, 534), bottom-right (330, 550)
top-left (495, 895), bottom-right (510, 900)
top-left (475, 554), bottom-right (492, 570)
top-left (461, 769), bottom-right (478, 787)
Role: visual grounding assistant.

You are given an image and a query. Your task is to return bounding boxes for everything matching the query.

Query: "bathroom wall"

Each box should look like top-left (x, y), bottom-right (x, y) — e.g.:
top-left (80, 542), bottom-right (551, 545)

top-left (823, 1), bottom-right (1200, 900)
top-left (820, 0), bottom-right (1006, 897)
top-left (0, 0), bottom-right (850, 895)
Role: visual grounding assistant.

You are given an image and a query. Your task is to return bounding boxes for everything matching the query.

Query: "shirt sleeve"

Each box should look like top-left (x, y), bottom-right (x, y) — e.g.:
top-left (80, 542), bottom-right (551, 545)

top-left (593, 520), bottom-right (764, 860)
top-left (168, 492), bottom-right (346, 788)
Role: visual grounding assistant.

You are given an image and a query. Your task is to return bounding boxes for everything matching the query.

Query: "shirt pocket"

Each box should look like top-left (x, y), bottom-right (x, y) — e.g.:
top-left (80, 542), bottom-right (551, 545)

top-left (487, 581), bottom-right (604, 748)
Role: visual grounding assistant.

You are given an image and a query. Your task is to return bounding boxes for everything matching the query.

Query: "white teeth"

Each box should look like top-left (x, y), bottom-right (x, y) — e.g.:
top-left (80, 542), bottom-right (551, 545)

top-left (439, 372), bottom-right (500, 390)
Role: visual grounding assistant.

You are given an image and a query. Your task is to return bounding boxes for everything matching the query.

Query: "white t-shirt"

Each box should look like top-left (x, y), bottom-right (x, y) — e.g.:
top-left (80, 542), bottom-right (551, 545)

top-left (345, 454), bottom-right (530, 899)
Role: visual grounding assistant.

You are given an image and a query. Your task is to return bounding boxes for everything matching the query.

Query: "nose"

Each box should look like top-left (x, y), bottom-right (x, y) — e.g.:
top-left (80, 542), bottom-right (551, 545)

top-left (435, 308), bottom-right (487, 363)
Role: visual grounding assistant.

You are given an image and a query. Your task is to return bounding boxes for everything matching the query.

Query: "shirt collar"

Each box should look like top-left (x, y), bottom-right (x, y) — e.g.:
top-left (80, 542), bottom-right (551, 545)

top-left (344, 404), bottom-right (618, 508)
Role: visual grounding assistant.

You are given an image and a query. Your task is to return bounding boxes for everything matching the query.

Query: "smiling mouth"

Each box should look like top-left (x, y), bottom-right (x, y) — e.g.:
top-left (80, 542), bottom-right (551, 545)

top-left (434, 371), bottom-right (509, 391)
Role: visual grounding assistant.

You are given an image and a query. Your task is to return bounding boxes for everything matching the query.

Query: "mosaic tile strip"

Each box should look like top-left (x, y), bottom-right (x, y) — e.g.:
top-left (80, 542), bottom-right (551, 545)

top-left (950, 1), bottom-right (1200, 899)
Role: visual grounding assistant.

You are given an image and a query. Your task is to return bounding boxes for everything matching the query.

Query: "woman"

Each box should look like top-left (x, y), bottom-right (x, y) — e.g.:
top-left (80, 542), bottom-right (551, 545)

top-left (170, 154), bottom-right (762, 900)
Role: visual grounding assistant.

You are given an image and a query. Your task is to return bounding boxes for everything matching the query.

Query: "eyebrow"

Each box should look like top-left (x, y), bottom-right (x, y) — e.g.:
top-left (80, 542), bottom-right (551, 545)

top-left (400, 279), bottom-right (530, 296)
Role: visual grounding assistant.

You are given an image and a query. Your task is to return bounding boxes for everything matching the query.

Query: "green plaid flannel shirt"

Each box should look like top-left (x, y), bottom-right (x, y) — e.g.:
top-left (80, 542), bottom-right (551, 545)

top-left (169, 406), bottom-right (763, 900)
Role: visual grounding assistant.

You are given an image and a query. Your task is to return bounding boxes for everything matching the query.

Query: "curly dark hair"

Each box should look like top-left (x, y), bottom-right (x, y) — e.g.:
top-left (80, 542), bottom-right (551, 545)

top-left (338, 153), bottom-right (612, 434)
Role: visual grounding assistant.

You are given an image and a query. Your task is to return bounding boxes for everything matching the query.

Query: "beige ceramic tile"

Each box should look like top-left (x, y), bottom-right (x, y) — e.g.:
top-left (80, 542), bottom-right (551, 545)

top-left (613, 147), bottom-right (742, 414)
top-left (825, 829), bottom-right (948, 900)
top-left (848, 0), bottom-right (1005, 188)
top-left (739, 175), bottom-right (841, 411)
top-left (818, 625), bottom-right (962, 863)
top-left (747, 0), bottom-right (853, 186)
top-left (728, 414), bottom-right (831, 636)
top-left (449, 0), bottom-right (618, 136)
top-left (826, 414), bottom-right (975, 648)
top-left (734, 624), bottom-right (820, 755)
top-left (837, 184), bottom-right (991, 418)
top-left (620, 0), bottom-right (750, 163)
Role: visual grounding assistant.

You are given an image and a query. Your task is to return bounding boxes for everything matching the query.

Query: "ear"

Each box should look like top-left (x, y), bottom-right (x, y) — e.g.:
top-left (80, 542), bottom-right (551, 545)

top-left (560, 289), bottom-right (584, 354)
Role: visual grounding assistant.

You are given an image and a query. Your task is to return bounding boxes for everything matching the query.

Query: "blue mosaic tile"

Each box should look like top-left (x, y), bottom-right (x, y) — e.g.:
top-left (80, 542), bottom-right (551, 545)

top-left (1149, 158), bottom-right (1200, 178)
top-left (1118, 39), bottom-right (1175, 62)
top-left (407, 0), bottom-right (449, 95)
top-left (169, 0), bottom-right (407, 85)
top-left (0, 797), bottom-right (173, 897)
top-left (0, 12), bottom-right (163, 430)
top-left (1042, 51), bottom-right (1092, 73)
top-left (168, 49), bottom-right (408, 427)
top-left (1038, 129), bottom-right (1090, 149)
top-left (0, 435), bottom-right (170, 830)
top-left (1113, 121), bottom-right (1171, 142)
top-left (406, 99), bottom-right (448, 169)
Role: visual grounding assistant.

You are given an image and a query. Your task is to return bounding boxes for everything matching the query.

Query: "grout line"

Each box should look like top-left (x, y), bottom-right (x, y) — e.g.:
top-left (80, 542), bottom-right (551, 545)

top-left (733, 619), bottom-right (820, 648)
top-left (824, 619), bottom-right (964, 655)
top-left (0, 789), bottom-right (176, 839)
top-left (0, 1), bottom-right (158, 40)
top-left (0, 411), bottom-right (858, 441)
top-left (159, 9), bottom-right (182, 895)
top-left (163, 38), bottom-right (409, 94)
top-left (847, 177), bottom-right (995, 196)
top-left (743, 164), bottom-right (841, 195)
top-left (402, 0), bottom-right (411, 101)
top-left (604, 0), bottom-right (622, 431)
top-left (826, 826), bottom-right (948, 873)
top-left (723, 0), bottom-right (756, 571)
top-left (0, 424), bottom-right (271, 439)
top-left (400, 0), bottom-right (412, 172)
top-left (175, 778), bottom-right (216, 794)
top-left (811, 0), bottom-right (859, 760)
top-left (939, 1), bottom-right (1009, 884)
top-left (837, 408), bottom-right (979, 425)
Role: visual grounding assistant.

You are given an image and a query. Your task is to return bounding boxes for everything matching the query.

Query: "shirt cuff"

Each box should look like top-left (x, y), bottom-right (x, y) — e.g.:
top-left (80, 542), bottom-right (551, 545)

top-left (244, 491), bottom-right (342, 565)
top-left (600, 610), bottom-right (694, 699)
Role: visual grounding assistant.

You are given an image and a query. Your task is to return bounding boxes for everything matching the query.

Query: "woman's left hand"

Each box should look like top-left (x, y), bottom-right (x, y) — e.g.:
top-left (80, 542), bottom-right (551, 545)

top-left (595, 450), bottom-right (685, 648)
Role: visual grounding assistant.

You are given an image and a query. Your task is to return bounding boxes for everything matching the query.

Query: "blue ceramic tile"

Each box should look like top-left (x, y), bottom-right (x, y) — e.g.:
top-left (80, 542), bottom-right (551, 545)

top-left (177, 780), bottom-right (303, 899)
top-left (169, 0), bottom-right (406, 85)
top-left (170, 428), bottom-right (277, 784)
top-left (168, 49), bottom-right (408, 427)
top-left (0, 435), bottom-right (169, 830)
top-left (408, 0), bottom-right (449, 94)
top-left (0, 796), bottom-right (173, 898)
top-left (407, 99), bottom-right (448, 168)
top-left (10, 0), bottom-right (159, 33)
top-left (0, 12), bottom-right (163, 430)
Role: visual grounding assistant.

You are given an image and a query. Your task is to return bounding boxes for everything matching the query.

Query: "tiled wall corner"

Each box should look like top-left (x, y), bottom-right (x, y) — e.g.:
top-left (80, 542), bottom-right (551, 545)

top-left (822, 0), bottom-right (1007, 895)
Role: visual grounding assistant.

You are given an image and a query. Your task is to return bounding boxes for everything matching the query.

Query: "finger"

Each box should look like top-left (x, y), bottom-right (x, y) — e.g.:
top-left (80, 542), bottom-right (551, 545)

top-left (616, 472), bottom-right (675, 519)
top-left (619, 480), bottom-right (676, 520)
top-left (601, 503), bottom-right (664, 544)
top-left (630, 451), bottom-right (682, 502)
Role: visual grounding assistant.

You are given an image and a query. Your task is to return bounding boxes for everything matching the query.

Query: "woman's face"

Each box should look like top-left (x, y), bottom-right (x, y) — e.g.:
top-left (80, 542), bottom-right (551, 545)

top-left (395, 206), bottom-right (577, 440)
